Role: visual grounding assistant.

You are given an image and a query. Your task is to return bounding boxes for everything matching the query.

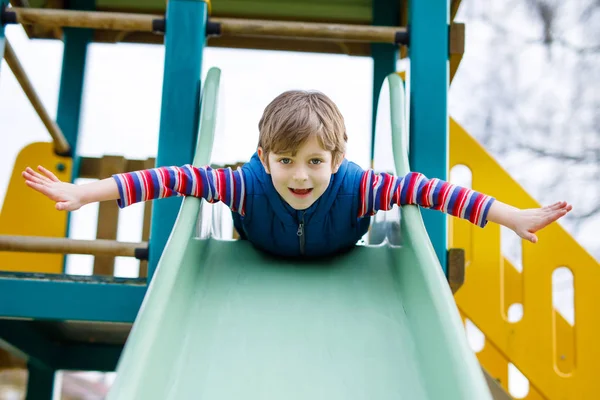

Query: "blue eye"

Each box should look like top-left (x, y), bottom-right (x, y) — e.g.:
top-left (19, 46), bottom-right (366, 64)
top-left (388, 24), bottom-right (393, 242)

top-left (279, 158), bottom-right (292, 165)
top-left (310, 159), bottom-right (323, 165)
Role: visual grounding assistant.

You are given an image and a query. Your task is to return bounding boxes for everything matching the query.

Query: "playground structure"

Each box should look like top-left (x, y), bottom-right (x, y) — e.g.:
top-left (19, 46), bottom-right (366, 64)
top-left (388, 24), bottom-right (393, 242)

top-left (0, 0), bottom-right (598, 399)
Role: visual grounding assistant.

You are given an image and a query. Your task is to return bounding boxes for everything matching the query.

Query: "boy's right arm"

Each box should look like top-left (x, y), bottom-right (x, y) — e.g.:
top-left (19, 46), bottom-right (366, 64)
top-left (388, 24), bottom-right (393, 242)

top-left (23, 164), bottom-right (246, 215)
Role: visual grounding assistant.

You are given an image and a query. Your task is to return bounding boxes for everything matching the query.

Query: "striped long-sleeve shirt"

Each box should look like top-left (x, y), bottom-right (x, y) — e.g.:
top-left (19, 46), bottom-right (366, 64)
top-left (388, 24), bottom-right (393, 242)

top-left (112, 165), bottom-right (495, 227)
top-left (357, 170), bottom-right (494, 227)
top-left (113, 165), bottom-right (246, 215)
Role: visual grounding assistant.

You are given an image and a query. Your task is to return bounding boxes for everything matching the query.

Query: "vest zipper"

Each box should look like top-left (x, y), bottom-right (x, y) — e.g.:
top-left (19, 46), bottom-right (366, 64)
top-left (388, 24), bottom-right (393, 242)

top-left (297, 212), bottom-right (305, 255)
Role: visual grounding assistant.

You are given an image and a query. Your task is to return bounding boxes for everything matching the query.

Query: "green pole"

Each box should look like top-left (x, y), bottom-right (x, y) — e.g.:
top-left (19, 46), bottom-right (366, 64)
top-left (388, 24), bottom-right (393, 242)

top-left (148, 0), bottom-right (208, 280)
top-left (56, 0), bottom-right (95, 162)
top-left (0, 0), bottom-right (8, 72)
top-left (370, 0), bottom-right (400, 167)
top-left (408, 0), bottom-right (450, 272)
top-left (25, 363), bottom-right (55, 400)
top-left (55, 0), bottom-right (94, 272)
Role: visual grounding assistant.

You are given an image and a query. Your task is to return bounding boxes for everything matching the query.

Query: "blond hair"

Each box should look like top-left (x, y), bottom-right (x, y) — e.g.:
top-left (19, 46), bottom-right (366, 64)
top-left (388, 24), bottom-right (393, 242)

top-left (258, 90), bottom-right (347, 164)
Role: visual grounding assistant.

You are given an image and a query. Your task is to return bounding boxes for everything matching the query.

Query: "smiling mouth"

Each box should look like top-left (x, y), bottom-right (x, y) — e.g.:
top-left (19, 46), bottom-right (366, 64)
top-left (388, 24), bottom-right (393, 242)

top-left (289, 188), bottom-right (313, 197)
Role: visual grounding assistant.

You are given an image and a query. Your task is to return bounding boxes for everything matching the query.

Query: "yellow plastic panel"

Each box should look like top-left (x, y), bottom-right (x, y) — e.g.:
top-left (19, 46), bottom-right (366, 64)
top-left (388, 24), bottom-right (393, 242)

top-left (461, 315), bottom-right (546, 399)
top-left (450, 119), bottom-right (599, 399)
top-left (0, 142), bottom-right (71, 273)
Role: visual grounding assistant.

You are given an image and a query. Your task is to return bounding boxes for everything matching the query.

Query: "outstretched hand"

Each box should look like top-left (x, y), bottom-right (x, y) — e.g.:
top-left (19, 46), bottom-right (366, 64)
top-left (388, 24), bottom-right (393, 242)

top-left (510, 201), bottom-right (572, 243)
top-left (22, 166), bottom-right (85, 211)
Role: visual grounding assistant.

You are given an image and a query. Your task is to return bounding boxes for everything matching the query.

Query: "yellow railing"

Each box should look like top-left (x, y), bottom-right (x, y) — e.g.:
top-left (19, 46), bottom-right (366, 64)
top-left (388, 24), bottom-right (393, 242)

top-left (449, 118), bottom-right (600, 399)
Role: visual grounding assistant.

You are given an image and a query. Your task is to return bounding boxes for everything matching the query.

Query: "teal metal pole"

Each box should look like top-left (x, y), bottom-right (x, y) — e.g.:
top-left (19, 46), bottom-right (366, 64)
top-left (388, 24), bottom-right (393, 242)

top-left (149, 0), bottom-right (207, 280)
top-left (56, 0), bottom-right (95, 162)
top-left (26, 363), bottom-right (55, 400)
top-left (370, 0), bottom-right (400, 165)
top-left (56, 27), bottom-right (92, 160)
top-left (408, 0), bottom-right (449, 272)
top-left (0, 0), bottom-right (8, 70)
top-left (56, 0), bottom-right (94, 273)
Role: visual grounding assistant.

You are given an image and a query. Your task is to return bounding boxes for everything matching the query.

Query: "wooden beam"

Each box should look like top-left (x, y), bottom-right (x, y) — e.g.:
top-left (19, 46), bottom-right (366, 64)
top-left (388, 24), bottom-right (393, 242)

top-left (212, 17), bottom-right (408, 44)
top-left (93, 156), bottom-right (127, 276)
top-left (449, 23), bottom-right (465, 82)
top-left (451, 0), bottom-right (463, 21)
top-left (7, 7), bottom-right (408, 45)
top-left (139, 158), bottom-right (155, 278)
top-left (8, 7), bottom-right (159, 33)
top-left (447, 248), bottom-right (465, 294)
top-left (0, 235), bottom-right (147, 258)
top-left (2, 39), bottom-right (70, 154)
top-left (482, 367), bottom-right (513, 400)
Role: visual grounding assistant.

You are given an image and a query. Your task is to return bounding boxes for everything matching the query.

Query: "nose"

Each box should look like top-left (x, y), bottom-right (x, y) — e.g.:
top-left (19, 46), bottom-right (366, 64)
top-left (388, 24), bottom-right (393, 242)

top-left (292, 166), bottom-right (308, 182)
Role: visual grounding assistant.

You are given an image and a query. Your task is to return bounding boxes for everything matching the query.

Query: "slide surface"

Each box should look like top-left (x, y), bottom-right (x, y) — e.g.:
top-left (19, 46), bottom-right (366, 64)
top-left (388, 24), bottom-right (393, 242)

top-left (107, 69), bottom-right (492, 400)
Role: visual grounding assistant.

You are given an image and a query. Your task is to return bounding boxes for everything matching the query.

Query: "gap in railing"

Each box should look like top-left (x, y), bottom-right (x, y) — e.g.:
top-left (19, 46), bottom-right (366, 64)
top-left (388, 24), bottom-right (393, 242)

top-left (553, 266), bottom-right (574, 325)
top-left (465, 318), bottom-right (485, 353)
top-left (501, 225), bottom-right (523, 272)
top-left (507, 303), bottom-right (523, 323)
top-left (508, 363), bottom-right (530, 399)
top-left (553, 266), bottom-right (575, 376)
top-left (449, 164), bottom-right (472, 189)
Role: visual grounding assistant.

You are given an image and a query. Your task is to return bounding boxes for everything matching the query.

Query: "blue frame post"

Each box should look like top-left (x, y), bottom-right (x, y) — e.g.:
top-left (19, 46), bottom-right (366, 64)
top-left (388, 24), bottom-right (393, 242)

top-left (55, 0), bottom-right (94, 273)
top-left (370, 0), bottom-right (400, 166)
top-left (26, 363), bottom-right (55, 400)
top-left (56, 26), bottom-right (93, 162)
top-left (149, 0), bottom-right (207, 280)
top-left (408, 1), bottom-right (450, 271)
top-left (56, 0), bottom-right (95, 162)
top-left (0, 1), bottom-right (7, 67)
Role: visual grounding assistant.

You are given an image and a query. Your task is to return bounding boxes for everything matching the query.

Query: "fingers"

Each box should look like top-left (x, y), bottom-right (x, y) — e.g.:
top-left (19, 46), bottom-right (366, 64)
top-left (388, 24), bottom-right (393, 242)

top-left (22, 166), bottom-right (61, 184)
top-left (545, 201), bottom-right (566, 211)
top-left (520, 229), bottom-right (538, 243)
top-left (527, 233), bottom-right (538, 244)
top-left (25, 180), bottom-right (53, 197)
top-left (22, 170), bottom-right (47, 186)
top-left (23, 167), bottom-right (52, 185)
top-left (545, 201), bottom-right (573, 212)
top-left (38, 165), bottom-right (61, 182)
top-left (540, 209), bottom-right (567, 227)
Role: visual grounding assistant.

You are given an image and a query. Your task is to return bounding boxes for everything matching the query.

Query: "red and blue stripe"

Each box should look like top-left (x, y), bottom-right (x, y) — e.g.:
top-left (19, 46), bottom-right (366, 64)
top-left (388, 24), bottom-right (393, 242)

top-left (358, 170), bottom-right (494, 227)
top-left (113, 165), bottom-right (246, 216)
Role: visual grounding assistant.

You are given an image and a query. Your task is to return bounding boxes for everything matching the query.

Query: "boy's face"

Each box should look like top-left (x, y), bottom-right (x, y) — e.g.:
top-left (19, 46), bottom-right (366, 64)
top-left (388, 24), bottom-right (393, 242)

top-left (258, 136), bottom-right (342, 210)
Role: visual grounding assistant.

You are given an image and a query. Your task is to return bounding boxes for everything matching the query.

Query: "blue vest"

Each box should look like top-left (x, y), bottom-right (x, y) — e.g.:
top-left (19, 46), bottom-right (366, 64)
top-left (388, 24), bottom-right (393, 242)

top-left (232, 153), bottom-right (371, 258)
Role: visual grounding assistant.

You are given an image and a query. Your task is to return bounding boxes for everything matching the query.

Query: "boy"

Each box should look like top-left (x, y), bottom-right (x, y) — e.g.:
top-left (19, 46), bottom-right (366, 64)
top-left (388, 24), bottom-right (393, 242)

top-left (22, 91), bottom-right (572, 257)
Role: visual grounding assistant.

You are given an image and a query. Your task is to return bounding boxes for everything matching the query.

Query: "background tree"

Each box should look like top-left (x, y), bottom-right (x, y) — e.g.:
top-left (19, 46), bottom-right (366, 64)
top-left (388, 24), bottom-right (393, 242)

top-left (451, 0), bottom-right (600, 259)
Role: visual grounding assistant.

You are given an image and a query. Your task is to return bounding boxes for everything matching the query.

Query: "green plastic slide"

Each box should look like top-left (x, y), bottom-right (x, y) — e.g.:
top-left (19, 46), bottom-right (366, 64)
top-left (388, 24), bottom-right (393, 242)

top-left (106, 68), bottom-right (492, 399)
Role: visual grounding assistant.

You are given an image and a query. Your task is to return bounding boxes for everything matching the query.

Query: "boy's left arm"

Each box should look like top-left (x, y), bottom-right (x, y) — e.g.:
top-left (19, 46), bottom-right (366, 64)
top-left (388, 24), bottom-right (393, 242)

top-left (358, 170), bottom-right (571, 243)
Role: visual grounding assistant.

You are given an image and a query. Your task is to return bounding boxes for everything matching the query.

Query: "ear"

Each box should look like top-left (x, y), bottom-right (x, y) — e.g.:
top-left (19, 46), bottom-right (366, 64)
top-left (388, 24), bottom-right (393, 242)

top-left (257, 147), bottom-right (270, 174)
top-left (332, 154), bottom-right (345, 173)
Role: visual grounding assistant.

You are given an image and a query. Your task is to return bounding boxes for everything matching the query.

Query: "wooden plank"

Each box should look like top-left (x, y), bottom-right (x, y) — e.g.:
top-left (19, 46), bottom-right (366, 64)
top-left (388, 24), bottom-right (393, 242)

top-left (482, 367), bottom-right (513, 400)
top-left (78, 156), bottom-right (102, 179)
top-left (448, 248), bottom-right (465, 294)
top-left (93, 156), bottom-right (126, 276)
top-left (10, 7), bottom-right (159, 32)
top-left (3, 40), bottom-right (70, 154)
top-left (0, 348), bottom-right (25, 369)
top-left (138, 158), bottom-right (155, 278)
top-left (449, 23), bottom-right (465, 82)
top-left (451, 0), bottom-right (463, 21)
top-left (449, 23), bottom-right (465, 55)
top-left (0, 235), bottom-right (146, 258)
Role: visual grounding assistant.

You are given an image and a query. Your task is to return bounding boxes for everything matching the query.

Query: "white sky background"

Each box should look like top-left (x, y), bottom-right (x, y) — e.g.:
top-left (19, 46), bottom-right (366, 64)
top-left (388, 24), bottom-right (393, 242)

top-left (0, 4), bottom-right (593, 396)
